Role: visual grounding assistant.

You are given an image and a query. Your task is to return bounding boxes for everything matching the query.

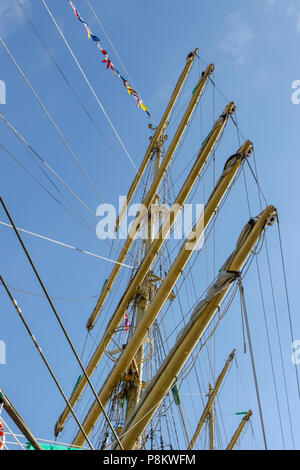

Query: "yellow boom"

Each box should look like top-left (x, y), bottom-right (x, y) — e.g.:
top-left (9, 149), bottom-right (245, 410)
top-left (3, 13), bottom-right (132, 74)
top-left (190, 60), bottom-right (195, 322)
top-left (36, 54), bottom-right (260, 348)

top-left (55, 101), bottom-right (235, 436)
top-left (72, 142), bottom-right (254, 447)
top-left (115, 207), bottom-right (275, 449)
top-left (86, 62), bottom-right (214, 331)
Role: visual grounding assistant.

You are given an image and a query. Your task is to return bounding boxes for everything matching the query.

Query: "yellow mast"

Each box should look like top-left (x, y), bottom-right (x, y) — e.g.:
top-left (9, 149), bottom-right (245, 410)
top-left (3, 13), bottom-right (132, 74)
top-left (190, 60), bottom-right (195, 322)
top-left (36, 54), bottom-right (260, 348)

top-left (188, 349), bottom-right (236, 450)
top-left (55, 101), bottom-right (235, 436)
top-left (114, 206), bottom-right (276, 449)
top-left (115, 49), bottom-right (199, 234)
top-left (124, 130), bottom-right (163, 434)
top-left (55, 64), bottom-right (215, 436)
top-left (86, 62), bottom-right (214, 331)
top-left (71, 141), bottom-right (253, 447)
top-left (226, 410), bottom-right (253, 450)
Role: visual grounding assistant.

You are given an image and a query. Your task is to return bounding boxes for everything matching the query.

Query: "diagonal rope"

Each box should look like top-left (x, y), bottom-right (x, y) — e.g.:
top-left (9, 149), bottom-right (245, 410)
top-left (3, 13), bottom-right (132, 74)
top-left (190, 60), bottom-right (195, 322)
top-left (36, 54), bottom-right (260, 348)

top-left (0, 114), bottom-right (100, 221)
top-left (276, 214), bottom-right (300, 402)
top-left (0, 220), bottom-right (134, 269)
top-left (255, 255), bottom-right (286, 448)
top-left (238, 279), bottom-right (268, 450)
top-left (84, 0), bottom-right (138, 93)
top-left (0, 274), bottom-right (95, 450)
top-left (16, 0), bottom-right (134, 177)
top-left (0, 37), bottom-right (105, 203)
top-left (0, 196), bottom-right (124, 449)
top-left (0, 141), bottom-right (95, 234)
top-left (40, 0), bottom-right (139, 174)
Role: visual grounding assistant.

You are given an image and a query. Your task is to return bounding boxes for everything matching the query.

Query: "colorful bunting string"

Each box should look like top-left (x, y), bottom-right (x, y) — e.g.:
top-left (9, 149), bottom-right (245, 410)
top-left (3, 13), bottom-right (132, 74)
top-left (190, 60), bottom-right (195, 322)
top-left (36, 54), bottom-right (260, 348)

top-left (67, 0), bottom-right (150, 117)
top-left (124, 312), bottom-right (130, 332)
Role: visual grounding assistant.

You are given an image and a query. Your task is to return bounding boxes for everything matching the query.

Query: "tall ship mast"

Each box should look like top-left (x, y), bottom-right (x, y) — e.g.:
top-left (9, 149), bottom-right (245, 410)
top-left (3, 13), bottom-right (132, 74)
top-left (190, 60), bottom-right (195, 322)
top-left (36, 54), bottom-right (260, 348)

top-left (0, 1), bottom-right (298, 452)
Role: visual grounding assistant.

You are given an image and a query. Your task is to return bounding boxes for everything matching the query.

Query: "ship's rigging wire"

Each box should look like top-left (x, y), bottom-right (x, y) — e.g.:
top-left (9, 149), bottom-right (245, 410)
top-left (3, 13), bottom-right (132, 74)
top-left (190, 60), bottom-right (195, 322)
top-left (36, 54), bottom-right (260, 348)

top-left (155, 160), bottom-right (244, 297)
top-left (0, 282), bottom-right (98, 301)
top-left (254, 255), bottom-right (287, 449)
top-left (234, 357), bottom-right (258, 450)
top-left (40, 0), bottom-right (139, 176)
top-left (153, 233), bottom-right (264, 384)
top-left (0, 274), bottom-right (95, 450)
top-left (240, 143), bottom-right (287, 449)
top-left (253, 147), bottom-right (300, 414)
top-left (0, 221), bottom-right (134, 269)
top-left (84, 0), bottom-right (138, 95)
top-left (0, 116), bottom-right (99, 222)
top-left (244, 141), bottom-right (299, 446)
top-left (16, 0), bottom-right (134, 177)
top-left (265, 225), bottom-right (296, 448)
top-left (0, 142), bottom-right (96, 235)
top-left (0, 38), bottom-right (106, 204)
top-left (0, 417), bottom-right (26, 450)
top-left (165, 135), bottom-right (230, 445)
top-left (0, 196), bottom-right (124, 449)
top-left (103, 280), bottom-right (246, 450)
top-left (276, 216), bottom-right (300, 402)
top-left (238, 280), bottom-right (268, 450)
top-left (4, 431), bottom-right (89, 450)
top-left (0, 23), bottom-right (284, 452)
top-left (0, 115), bottom-right (135, 257)
top-left (95, 230), bottom-right (247, 445)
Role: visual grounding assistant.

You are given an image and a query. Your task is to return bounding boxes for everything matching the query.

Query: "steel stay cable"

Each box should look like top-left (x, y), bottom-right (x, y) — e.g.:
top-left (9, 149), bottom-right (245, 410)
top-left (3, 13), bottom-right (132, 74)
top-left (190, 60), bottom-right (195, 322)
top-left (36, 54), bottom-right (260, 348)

top-left (276, 214), bottom-right (300, 402)
top-left (249, 142), bottom-right (300, 438)
top-left (0, 196), bottom-right (124, 449)
top-left (0, 37), bottom-right (105, 204)
top-left (84, 0), bottom-right (138, 93)
top-left (0, 112), bottom-right (99, 223)
top-left (241, 145), bottom-right (286, 448)
top-left (0, 141), bottom-right (95, 234)
top-left (0, 416), bottom-right (26, 450)
top-left (0, 282), bottom-right (98, 301)
top-left (0, 113), bottom-right (135, 257)
top-left (0, 274), bottom-right (95, 450)
top-left (238, 279), bottom-right (268, 450)
top-left (254, 255), bottom-right (286, 449)
top-left (40, 0), bottom-right (139, 176)
top-left (16, 0), bottom-right (134, 177)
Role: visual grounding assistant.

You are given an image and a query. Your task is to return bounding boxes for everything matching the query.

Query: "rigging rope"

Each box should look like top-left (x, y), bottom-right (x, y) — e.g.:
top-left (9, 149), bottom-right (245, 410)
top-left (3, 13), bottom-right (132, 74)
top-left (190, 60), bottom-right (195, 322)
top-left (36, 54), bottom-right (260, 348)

top-left (0, 282), bottom-right (98, 301)
top-left (0, 220), bottom-right (134, 269)
top-left (40, 0), bottom-right (139, 174)
top-left (0, 38), bottom-right (105, 203)
top-left (238, 279), bottom-right (268, 450)
top-left (0, 115), bottom-right (100, 221)
top-left (0, 196), bottom-right (124, 449)
top-left (276, 215), bottom-right (300, 403)
top-left (255, 255), bottom-right (286, 448)
top-left (84, 0), bottom-right (137, 92)
top-left (16, 0), bottom-right (134, 177)
top-left (240, 147), bottom-right (287, 448)
top-left (66, 0), bottom-right (150, 117)
top-left (0, 274), bottom-right (95, 450)
top-left (0, 141), bottom-right (95, 234)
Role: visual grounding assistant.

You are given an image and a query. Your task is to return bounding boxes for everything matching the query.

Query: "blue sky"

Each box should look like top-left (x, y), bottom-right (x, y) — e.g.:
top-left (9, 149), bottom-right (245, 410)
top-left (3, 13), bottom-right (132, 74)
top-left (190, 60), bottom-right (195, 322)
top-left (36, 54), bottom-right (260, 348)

top-left (1, 0), bottom-right (300, 450)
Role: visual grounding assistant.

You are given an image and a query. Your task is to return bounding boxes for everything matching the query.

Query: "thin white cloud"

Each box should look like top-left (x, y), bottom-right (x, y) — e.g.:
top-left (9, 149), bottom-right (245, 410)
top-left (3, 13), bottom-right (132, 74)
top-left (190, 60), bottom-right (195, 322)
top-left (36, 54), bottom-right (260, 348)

top-left (266, 0), bottom-right (300, 32)
top-left (221, 12), bottom-right (253, 66)
top-left (0, 0), bottom-right (31, 38)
